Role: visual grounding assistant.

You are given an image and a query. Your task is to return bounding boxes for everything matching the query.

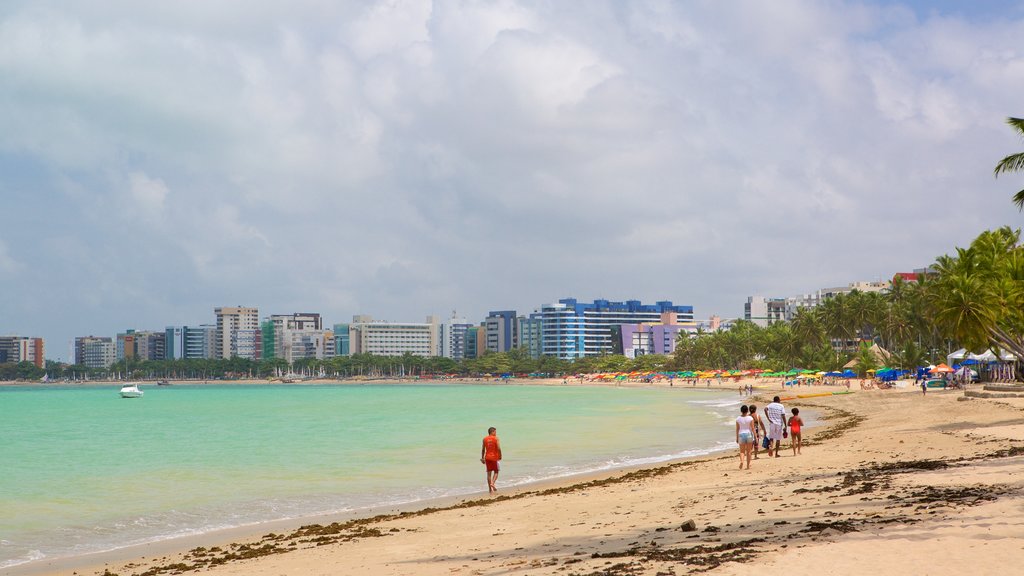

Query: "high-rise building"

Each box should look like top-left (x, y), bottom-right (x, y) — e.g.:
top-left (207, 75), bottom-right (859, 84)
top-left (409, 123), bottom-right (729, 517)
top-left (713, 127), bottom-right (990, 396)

top-left (215, 307), bottom-right (260, 360)
top-left (349, 315), bottom-right (441, 357)
top-left (263, 313), bottom-right (324, 362)
top-left (333, 324), bottom-right (351, 356)
top-left (540, 298), bottom-right (694, 360)
top-left (484, 310), bottom-right (518, 353)
top-left (441, 313), bottom-right (473, 360)
top-left (183, 325), bottom-right (217, 359)
top-left (612, 312), bottom-right (699, 358)
top-left (76, 336), bottom-right (115, 368)
top-left (744, 296), bottom-right (786, 328)
top-left (0, 336), bottom-right (45, 368)
top-left (517, 313), bottom-right (543, 359)
top-left (464, 326), bottom-right (481, 360)
top-left (164, 327), bottom-right (183, 360)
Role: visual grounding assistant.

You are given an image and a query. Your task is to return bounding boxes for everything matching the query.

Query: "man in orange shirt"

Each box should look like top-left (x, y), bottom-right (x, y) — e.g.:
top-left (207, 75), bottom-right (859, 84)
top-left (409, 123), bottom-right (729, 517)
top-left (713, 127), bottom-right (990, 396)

top-left (480, 427), bottom-right (502, 493)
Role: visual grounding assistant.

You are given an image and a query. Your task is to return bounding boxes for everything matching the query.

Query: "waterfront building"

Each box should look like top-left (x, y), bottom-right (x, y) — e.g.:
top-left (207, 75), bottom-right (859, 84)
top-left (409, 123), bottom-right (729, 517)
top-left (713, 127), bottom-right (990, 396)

top-left (230, 329), bottom-right (261, 360)
top-left (612, 312), bottom-right (699, 358)
top-left (440, 313), bottom-right (473, 360)
top-left (322, 330), bottom-right (335, 359)
top-left (135, 331), bottom-right (166, 361)
top-left (75, 336), bottom-right (112, 366)
top-left (464, 325), bottom-right (481, 360)
top-left (517, 313), bottom-right (543, 359)
top-left (334, 324), bottom-right (351, 356)
top-left (485, 310), bottom-right (517, 353)
top-left (116, 331), bottom-right (136, 361)
top-left (745, 296), bottom-right (787, 328)
top-left (349, 315), bottom-right (441, 357)
top-left (215, 306), bottom-right (260, 360)
top-left (164, 327), bottom-right (183, 360)
top-left (0, 336), bottom-right (45, 368)
top-left (540, 298), bottom-right (695, 360)
top-left (262, 313), bottom-right (324, 363)
top-left (116, 330), bottom-right (166, 361)
top-left (183, 325), bottom-right (217, 359)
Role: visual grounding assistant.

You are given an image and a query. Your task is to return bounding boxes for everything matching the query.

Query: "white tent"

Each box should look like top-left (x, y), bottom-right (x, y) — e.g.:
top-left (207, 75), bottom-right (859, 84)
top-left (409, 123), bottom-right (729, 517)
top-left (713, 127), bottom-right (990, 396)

top-left (1000, 351), bottom-right (1018, 362)
top-left (947, 348), bottom-right (967, 366)
top-left (974, 350), bottom-right (999, 363)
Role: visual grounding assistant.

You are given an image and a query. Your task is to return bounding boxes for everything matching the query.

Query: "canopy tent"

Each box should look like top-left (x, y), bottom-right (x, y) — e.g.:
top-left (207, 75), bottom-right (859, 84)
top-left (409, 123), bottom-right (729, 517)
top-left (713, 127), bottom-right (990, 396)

top-left (947, 348), bottom-right (968, 365)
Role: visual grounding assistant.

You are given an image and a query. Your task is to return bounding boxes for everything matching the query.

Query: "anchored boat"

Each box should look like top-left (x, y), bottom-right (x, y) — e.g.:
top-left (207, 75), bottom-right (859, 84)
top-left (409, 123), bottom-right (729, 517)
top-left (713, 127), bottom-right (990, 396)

top-left (119, 383), bottom-right (144, 398)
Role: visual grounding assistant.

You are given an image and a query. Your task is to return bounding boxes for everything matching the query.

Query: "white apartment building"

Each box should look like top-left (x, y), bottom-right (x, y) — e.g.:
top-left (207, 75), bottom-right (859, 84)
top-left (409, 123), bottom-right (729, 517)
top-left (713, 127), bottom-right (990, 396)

top-left (349, 315), bottom-right (441, 357)
top-left (215, 306), bottom-right (260, 360)
top-left (266, 313), bottom-right (325, 362)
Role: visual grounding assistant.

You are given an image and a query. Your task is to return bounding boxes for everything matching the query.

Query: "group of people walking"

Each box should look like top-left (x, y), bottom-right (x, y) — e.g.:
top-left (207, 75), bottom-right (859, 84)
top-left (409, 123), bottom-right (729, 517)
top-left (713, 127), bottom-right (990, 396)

top-left (735, 396), bottom-right (802, 469)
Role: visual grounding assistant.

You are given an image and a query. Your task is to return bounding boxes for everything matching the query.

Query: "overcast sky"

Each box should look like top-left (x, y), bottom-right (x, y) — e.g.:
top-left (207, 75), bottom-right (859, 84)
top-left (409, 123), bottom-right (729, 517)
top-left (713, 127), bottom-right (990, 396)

top-left (2, 0), bottom-right (1024, 361)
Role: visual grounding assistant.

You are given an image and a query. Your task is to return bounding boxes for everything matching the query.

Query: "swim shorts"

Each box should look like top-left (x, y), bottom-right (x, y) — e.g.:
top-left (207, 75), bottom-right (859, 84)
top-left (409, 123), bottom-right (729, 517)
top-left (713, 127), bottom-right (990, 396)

top-left (485, 459), bottom-right (500, 472)
top-left (769, 423), bottom-right (784, 441)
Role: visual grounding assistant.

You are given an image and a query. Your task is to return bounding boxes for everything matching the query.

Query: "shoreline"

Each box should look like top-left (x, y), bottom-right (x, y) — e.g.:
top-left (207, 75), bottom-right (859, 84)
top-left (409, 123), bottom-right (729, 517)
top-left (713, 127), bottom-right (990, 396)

top-left (12, 380), bottom-right (1016, 576)
top-left (5, 383), bottom-right (773, 575)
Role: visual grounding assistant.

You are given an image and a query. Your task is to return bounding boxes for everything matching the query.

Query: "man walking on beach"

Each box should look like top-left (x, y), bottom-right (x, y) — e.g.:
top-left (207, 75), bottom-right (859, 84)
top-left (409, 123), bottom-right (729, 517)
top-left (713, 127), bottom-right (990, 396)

top-left (481, 427), bottom-right (502, 494)
top-left (764, 396), bottom-right (787, 457)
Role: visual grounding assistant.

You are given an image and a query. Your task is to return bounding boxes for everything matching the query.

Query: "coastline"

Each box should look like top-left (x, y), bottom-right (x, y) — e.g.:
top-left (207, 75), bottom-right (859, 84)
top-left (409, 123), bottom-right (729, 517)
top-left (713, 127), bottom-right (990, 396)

top-left (13, 378), bottom-right (1024, 576)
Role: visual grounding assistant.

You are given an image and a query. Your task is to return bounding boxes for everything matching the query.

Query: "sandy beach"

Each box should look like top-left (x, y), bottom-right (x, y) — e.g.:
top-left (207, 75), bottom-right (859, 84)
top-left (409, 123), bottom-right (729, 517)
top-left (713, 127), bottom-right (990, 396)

top-left (13, 377), bottom-right (1024, 576)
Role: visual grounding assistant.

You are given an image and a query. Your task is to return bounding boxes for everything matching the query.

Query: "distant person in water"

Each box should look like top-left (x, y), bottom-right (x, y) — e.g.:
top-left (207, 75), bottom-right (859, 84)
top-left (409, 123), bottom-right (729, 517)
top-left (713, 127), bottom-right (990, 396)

top-left (481, 427), bottom-right (502, 494)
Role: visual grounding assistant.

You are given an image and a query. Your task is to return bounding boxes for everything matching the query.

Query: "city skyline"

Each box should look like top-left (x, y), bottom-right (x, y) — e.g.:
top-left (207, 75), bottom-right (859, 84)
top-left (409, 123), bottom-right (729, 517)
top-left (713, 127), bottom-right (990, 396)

top-left (2, 1), bottom-right (1023, 362)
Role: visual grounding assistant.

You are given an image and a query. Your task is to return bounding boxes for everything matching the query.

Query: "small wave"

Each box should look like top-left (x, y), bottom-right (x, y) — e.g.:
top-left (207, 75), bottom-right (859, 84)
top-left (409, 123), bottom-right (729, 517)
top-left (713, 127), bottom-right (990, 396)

top-left (687, 398), bottom-right (746, 408)
top-left (0, 548), bottom-right (45, 570)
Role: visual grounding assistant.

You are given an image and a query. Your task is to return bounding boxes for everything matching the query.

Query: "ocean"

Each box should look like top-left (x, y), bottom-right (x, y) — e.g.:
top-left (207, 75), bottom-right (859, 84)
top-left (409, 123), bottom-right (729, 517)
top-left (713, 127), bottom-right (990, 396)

top-left (0, 383), bottom-right (744, 569)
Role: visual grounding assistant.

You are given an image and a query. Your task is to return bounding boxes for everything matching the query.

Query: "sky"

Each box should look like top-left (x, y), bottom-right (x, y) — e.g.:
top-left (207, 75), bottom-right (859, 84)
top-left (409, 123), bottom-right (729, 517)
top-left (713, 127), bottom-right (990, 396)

top-left (2, 0), bottom-right (1024, 361)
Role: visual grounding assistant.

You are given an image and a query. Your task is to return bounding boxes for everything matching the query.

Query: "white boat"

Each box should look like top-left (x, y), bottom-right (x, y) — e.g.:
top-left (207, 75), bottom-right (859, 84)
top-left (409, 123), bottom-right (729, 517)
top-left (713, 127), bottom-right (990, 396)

top-left (119, 383), bottom-right (144, 398)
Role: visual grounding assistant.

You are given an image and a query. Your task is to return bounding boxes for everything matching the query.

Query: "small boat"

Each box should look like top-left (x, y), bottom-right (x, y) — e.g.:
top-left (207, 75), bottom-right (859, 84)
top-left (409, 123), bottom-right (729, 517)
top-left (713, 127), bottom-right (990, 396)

top-left (119, 383), bottom-right (144, 398)
top-left (156, 380), bottom-right (171, 386)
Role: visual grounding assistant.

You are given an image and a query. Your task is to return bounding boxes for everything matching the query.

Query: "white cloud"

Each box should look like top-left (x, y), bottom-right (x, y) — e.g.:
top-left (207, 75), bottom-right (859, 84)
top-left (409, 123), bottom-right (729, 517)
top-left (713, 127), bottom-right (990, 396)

top-left (1, 0), bottom-right (1024, 358)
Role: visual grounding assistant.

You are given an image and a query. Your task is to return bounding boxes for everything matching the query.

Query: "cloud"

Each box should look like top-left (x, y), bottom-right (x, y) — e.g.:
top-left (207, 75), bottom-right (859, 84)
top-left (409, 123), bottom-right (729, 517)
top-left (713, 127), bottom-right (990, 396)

top-left (1, 0), bottom-right (1024, 359)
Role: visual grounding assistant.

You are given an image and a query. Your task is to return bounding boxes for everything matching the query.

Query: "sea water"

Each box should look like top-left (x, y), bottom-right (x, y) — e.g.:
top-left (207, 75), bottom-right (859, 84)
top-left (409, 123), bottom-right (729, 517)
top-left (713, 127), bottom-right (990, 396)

top-left (0, 383), bottom-right (744, 569)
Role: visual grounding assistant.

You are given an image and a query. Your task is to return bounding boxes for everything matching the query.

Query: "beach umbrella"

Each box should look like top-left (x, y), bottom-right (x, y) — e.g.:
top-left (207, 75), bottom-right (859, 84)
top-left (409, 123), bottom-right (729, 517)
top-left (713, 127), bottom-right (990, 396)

top-left (930, 363), bottom-right (954, 374)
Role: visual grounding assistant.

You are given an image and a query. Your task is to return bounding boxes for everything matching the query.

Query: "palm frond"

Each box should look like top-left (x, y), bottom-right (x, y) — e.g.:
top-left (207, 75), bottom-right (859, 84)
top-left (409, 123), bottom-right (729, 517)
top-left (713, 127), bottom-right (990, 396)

top-left (994, 152), bottom-right (1024, 176)
top-left (1015, 188), bottom-right (1024, 211)
top-left (1007, 117), bottom-right (1024, 136)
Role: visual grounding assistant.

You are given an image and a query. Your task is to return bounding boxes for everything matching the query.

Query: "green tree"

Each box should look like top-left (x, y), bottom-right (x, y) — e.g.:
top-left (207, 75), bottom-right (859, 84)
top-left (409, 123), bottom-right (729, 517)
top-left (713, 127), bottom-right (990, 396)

top-left (994, 117), bottom-right (1024, 210)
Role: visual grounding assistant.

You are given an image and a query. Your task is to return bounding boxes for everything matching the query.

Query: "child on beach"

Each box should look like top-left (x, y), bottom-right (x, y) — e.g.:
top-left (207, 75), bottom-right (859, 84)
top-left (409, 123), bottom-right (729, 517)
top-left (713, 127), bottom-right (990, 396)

top-left (736, 405), bottom-right (755, 470)
top-left (789, 408), bottom-right (803, 456)
top-left (749, 405), bottom-right (766, 459)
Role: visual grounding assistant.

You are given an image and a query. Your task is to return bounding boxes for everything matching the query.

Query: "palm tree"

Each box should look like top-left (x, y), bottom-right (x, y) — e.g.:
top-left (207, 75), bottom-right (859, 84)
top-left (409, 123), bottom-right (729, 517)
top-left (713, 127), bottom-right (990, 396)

top-left (994, 117), bottom-right (1024, 210)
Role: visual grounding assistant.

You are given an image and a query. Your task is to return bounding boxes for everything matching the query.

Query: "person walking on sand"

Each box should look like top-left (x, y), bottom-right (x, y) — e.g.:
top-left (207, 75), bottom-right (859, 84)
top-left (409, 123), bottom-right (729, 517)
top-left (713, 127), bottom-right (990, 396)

top-left (749, 404), bottom-right (767, 459)
top-left (764, 396), bottom-right (787, 458)
top-left (481, 427), bottom-right (502, 494)
top-left (736, 405), bottom-right (755, 470)
top-left (789, 407), bottom-right (803, 456)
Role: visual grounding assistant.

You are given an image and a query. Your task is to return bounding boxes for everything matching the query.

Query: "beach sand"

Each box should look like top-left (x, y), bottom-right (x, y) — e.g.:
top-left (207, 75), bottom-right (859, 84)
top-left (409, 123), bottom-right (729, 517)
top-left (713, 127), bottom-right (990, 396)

top-left (14, 378), bottom-right (1024, 576)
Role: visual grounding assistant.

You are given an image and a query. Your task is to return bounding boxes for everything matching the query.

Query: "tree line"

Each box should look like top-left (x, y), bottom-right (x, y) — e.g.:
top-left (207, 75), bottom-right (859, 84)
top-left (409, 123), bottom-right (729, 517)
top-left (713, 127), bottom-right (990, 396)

top-left (4, 227), bottom-right (1022, 383)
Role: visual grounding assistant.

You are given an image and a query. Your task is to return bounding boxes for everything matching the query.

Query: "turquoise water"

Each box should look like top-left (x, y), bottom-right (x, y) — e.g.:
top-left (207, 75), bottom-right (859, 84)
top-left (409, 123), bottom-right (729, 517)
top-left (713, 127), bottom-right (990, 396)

top-left (0, 383), bottom-right (741, 569)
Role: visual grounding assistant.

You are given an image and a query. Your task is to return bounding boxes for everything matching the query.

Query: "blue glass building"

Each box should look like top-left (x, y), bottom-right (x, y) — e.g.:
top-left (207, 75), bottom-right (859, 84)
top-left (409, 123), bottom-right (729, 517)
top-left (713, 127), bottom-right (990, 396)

top-left (540, 298), bottom-right (694, 360)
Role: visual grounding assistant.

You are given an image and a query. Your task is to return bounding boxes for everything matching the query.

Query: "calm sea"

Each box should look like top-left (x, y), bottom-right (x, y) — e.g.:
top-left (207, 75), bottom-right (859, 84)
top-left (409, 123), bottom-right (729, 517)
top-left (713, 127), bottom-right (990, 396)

top-left (0, 383), bottom-right (742, 569)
